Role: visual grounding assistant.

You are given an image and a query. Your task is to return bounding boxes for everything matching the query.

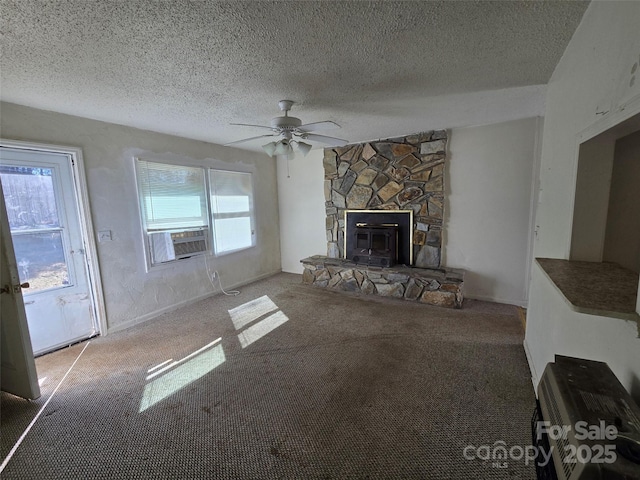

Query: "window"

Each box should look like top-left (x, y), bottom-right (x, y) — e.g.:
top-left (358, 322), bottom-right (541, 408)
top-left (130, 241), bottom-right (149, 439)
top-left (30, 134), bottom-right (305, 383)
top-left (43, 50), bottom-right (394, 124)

top-left (135, 159), bottom-right (255, 267)
top-left (209, 169), bottom-right (255, 254)
top-left (137, 160), bottom-right (208, 231)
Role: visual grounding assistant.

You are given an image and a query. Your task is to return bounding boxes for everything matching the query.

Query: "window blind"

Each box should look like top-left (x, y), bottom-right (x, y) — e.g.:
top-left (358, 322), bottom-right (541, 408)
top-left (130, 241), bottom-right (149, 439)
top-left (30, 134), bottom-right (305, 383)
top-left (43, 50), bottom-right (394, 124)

top-left (137, 159), bottom-right (208, 230)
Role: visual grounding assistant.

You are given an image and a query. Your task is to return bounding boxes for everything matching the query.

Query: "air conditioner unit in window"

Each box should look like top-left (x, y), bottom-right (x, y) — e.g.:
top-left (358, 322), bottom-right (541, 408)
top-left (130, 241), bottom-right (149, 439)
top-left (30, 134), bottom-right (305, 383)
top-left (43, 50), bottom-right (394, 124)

top-left (537, 355), bottom-right (640, 480)
top-left (149, 228), bottom-right (208, 264)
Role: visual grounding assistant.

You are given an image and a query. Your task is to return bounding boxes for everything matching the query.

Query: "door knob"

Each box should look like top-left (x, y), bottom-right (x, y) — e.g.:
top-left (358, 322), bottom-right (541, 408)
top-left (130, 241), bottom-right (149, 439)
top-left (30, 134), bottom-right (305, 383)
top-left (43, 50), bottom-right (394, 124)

top-left (0, 282), bottom-right (30, 294)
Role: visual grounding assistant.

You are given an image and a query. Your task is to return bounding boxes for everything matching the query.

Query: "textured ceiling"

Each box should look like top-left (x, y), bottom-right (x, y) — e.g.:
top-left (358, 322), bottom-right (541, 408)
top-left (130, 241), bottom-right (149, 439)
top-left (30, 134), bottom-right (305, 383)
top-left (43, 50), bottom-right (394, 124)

top-left (0, 1), bottom-right (589, 151)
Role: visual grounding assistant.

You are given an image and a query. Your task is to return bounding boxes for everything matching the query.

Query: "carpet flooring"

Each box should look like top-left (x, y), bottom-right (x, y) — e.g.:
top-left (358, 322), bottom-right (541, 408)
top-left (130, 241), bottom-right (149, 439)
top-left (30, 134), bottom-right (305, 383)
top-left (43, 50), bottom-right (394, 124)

top-left (1, 272), bottom-right (536, 479)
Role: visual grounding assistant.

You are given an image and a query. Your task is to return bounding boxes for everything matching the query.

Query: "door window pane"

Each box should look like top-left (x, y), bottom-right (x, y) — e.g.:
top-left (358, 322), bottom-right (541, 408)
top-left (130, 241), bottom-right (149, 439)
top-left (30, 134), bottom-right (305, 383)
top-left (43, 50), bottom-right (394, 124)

top-left (0, 166), bottom-right (60, 230)
top-left (12, 232), bottom-right (69, 293)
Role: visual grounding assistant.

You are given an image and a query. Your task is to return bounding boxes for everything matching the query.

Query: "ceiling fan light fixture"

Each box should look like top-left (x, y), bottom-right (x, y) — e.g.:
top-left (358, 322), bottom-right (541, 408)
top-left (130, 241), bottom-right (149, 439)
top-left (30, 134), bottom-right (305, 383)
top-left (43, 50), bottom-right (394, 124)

top-left (274, 140), bottom-right (293, 156)
top-left (262, 141), bottom-right (278, 157)
top-left (296, 141), bottom-right (312, 156)
top-left (230, 100), bottom-right (347, 153)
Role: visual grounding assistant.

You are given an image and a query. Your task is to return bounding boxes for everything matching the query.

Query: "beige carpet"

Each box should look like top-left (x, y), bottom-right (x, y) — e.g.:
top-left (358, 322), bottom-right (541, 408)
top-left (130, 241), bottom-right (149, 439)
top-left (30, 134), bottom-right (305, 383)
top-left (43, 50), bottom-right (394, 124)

top-left (1, 272), bottom-right (536, 479)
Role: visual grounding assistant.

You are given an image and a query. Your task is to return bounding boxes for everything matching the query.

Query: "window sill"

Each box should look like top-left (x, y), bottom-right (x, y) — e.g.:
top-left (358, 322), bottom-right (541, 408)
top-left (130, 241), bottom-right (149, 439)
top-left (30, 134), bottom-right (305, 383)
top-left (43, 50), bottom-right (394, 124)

top-left (145, 252), bottom-right (207, 273)
top-left (536, 258), bottom-right (639, 322)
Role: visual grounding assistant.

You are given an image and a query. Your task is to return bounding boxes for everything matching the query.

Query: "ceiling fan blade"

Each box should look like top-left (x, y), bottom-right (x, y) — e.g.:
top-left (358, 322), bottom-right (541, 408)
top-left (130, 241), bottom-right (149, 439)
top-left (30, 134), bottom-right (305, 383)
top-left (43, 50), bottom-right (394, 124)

top-left (230, 123), bottom-right (275, 132)
top-left (297, 120), bottom-right (341, 132)
top-left (224, 134), bottom-right (275, 146)
top-left (303, 133), bottom-right (349, 146)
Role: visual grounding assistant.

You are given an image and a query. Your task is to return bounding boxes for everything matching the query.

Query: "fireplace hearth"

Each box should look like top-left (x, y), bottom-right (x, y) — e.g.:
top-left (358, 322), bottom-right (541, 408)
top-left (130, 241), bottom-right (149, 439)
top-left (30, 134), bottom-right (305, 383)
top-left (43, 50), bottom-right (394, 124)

top-left (301, 255), bottom-right (465, 309)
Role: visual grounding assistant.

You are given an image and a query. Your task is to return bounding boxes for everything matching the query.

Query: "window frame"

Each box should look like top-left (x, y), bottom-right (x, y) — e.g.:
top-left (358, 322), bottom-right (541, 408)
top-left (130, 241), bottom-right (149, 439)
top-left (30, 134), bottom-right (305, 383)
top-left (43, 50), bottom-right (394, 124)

top-left (208, 168), bottom-right (257, 256)
top-left (134, 157), bottom-right (257, 271)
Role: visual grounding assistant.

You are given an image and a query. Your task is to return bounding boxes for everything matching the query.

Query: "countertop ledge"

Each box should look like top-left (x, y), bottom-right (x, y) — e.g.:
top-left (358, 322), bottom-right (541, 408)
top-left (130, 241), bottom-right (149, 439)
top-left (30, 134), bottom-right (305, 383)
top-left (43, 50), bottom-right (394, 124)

top-left (536, 258), bottom-right (640, 325)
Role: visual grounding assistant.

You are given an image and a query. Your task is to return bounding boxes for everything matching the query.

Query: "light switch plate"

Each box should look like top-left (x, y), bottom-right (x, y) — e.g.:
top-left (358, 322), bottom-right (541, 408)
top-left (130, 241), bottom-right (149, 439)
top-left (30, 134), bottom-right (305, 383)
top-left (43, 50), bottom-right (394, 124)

top-left (98, 230), bottom-right (112, 242)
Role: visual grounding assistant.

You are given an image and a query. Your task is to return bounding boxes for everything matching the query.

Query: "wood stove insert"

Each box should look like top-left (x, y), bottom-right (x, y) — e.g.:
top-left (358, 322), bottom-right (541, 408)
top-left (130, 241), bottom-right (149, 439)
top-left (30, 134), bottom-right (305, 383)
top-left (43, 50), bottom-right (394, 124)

top-left (344, 210), bottom-right (413, 267)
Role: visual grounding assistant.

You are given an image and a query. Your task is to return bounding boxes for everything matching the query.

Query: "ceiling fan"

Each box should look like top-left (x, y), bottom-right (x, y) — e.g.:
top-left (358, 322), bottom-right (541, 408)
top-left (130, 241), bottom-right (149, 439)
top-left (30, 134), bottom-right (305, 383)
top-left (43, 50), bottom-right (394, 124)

top-left (225, 100), bottom-right (348, 158)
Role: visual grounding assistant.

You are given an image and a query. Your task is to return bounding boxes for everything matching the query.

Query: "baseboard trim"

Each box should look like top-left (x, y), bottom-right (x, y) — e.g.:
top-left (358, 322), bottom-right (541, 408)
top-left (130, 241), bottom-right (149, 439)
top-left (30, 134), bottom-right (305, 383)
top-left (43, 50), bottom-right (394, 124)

top-left (523, 338), bottom-right (539, 397)
top-left (222, 269), bottom-right (283, 292)
top-left (106, 269), bottom-right (282, 335)
top-left (464, 293), bottom-right (528, 308)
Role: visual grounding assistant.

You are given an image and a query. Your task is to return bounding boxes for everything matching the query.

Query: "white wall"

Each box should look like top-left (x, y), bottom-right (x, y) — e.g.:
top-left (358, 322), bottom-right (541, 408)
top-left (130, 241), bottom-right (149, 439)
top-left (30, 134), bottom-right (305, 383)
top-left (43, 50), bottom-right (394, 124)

top-left (603, 130), bottom-right (640, 273)
top-left (569, 136), bottom-right (616, 262)
top-left (525, 2), bottom-right (640, 396)
top-left (277, 118), bottom-right (541, 306)
top-left (445, 117), bottom-right (540, 306)
top-left (277, 149), bottom-right (327, 274)
top-left (525, 262), bottom-right (640, 399)
top-left (0, 102), bottom-right (281, 332)
top-left (532, 4), bottom-right (640, 260)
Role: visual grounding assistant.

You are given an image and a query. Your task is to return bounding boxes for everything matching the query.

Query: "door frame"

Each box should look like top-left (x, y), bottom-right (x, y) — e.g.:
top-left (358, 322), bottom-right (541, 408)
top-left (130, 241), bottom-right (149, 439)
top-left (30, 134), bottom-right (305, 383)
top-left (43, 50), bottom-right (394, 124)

top-left (0, 139), bottom-right (107, 339)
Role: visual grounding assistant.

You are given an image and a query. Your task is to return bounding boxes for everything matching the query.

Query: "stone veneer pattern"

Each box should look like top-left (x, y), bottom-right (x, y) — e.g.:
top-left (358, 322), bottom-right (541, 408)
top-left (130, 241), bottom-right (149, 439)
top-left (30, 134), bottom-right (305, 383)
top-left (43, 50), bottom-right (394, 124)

top-left (323, 131), bottom-right (447, 268)
top-left (301, 256), bottom-right (464, 309)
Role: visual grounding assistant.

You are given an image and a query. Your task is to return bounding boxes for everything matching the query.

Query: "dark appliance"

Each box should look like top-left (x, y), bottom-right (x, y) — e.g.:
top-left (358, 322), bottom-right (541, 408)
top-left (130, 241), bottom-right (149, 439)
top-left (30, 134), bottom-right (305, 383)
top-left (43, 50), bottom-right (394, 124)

top-left (351, 223), bottom-right (398, 267)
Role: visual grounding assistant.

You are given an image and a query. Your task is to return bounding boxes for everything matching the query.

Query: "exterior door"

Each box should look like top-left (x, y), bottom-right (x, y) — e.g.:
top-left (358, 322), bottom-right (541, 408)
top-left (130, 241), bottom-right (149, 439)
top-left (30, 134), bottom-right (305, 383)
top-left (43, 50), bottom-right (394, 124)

top-left (0, 147), bottom-right (97, 356)
top-left (1, 181), bottom-right (41, 399)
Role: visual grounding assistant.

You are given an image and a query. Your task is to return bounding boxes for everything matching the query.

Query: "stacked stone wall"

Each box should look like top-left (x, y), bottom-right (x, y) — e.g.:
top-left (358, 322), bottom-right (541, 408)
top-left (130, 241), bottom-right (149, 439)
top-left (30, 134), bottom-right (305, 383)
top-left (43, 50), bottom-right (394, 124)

top-left (323, 131), bottom-right (447, 268)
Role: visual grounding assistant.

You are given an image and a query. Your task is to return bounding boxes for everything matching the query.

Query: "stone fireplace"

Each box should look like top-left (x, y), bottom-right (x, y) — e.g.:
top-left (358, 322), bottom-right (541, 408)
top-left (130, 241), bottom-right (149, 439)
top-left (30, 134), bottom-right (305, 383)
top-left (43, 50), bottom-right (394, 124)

top-left (323, 131), bottom-right (446, 268)
top-left (301, 130), bottom-right (465, 309)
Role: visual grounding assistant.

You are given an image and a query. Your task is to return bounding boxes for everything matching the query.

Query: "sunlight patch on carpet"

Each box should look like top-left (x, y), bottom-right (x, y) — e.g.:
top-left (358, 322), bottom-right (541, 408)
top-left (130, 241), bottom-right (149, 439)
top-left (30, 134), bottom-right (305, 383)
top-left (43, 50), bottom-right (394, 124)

top-left (139, 338), bottom-right (225, 412)
top-left (228, 295), bottom-right (279, 330)
top-left (237, 310), bottom-right (289, 349)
